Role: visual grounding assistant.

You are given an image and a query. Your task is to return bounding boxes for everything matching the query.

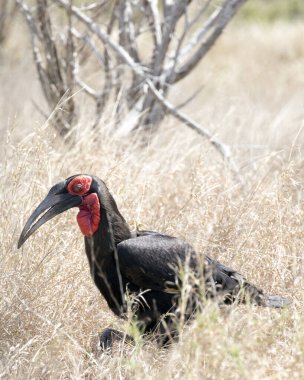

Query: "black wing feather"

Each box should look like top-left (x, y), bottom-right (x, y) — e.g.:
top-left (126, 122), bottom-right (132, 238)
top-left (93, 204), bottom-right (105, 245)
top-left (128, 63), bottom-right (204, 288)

top-left (117, 232), bottom-right (290, 308)
top-left (117, 233), bottom-right (197, 292)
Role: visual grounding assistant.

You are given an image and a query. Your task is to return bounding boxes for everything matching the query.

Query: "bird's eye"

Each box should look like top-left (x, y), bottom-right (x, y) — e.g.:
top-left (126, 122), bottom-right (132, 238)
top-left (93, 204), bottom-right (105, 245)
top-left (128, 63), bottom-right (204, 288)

top-left (73, 183), bottom-right (83, 193)
top-left (67, 175), bottom-right (92, 195)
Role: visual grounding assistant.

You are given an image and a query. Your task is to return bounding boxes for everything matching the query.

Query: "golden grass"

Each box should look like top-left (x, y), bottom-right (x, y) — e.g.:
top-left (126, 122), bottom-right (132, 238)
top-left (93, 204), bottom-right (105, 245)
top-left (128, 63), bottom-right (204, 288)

top-left (1, 21), bottom-right (304, 379)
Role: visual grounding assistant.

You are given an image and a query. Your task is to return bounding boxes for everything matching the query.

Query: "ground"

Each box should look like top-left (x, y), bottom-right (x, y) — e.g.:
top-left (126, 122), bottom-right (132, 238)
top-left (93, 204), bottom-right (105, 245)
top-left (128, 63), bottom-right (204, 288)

top-left (0, 12), bottom-right (304, 380)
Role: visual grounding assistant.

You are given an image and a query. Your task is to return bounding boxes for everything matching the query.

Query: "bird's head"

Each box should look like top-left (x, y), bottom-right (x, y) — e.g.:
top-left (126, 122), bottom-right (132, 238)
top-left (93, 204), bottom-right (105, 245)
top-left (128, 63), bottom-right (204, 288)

top-left (18, 174), bottom-right (101, 248)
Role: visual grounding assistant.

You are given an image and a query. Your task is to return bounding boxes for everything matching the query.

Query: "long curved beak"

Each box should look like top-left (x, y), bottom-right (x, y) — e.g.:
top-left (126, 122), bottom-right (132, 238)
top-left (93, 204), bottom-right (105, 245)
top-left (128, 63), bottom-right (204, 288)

top-left (18, 192), bottom-right (82, 248)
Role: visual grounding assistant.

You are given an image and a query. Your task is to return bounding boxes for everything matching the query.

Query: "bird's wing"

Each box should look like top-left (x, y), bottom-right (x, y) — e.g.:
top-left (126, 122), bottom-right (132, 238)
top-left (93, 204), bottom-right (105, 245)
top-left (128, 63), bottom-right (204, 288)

top-left (204, 255), bottom-right (246, 291)
top-left (117, 234), bottom-right (198, 293)
top-left (205, 256), bottom-right (267, 304)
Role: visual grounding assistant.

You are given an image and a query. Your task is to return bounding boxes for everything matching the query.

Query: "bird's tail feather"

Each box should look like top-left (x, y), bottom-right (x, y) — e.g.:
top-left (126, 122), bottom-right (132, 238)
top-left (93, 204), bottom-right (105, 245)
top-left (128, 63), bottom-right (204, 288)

top-left (236, 282), bottom-right (291, 308)
top-left (204, 256), bottom-right (291, 308)
top-left (263, 295), bottom-right (291, 308)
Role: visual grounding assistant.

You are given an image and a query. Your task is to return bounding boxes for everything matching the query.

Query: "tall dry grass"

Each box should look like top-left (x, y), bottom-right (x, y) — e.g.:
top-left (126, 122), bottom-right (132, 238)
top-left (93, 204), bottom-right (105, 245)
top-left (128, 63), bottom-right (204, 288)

top-left (1, 21), bottom-right (304, 379)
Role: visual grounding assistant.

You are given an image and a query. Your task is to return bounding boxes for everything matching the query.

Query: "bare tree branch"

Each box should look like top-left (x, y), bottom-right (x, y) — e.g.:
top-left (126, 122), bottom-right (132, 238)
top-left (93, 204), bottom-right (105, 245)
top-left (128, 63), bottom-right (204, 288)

top-left (72, 29), bottom-right (105, 67)
top-left (18, 0), bottom-right (246, 175)
top-left (92, 1), bottom-right (118, 129)
top-left (145, 78), bottom-right (239, 175)
top-left (16, 0), bottom-right (42, 40)
top-left (118, 1), bottom-right (139, 62)
top-left (176, 84), bottom-right (205, 110)
top-left (145, 0), bottom-right (162, 49)
top-left (79, 1), bottom-right (110, 12)
top-left (74, 71), bottom-right (99, 99)
top-left (168, 0), bottom-right (247, 84)
top-left (17, 0), bottom-right (76, 137)
top-left (65, 0), bottom-right (76, 126)
top-left (165, 0), bottom-right (212, 75)
top-left (54, 1), bottom-right (150, 80)
top-left (55, 0), bottom-right (239, 175)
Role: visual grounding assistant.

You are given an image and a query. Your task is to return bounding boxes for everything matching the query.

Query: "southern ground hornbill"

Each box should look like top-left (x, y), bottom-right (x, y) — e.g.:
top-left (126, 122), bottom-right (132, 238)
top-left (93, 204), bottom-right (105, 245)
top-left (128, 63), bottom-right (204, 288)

top-left (18, 174), bottom-right (290, 348)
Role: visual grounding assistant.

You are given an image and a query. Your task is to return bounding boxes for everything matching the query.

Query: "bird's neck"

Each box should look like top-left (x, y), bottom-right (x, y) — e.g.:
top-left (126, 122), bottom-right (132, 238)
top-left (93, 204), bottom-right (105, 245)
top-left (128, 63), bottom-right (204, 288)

top-left (84, 189), bottom-right (131, 315)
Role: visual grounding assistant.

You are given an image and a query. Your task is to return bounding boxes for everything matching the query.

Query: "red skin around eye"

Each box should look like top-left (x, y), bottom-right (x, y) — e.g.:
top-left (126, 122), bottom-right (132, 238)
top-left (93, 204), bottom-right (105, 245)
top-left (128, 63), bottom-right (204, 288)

top-left (67, 175), bottom-right (92, 195)
top-left (76, 193), bottom-right (100, 237)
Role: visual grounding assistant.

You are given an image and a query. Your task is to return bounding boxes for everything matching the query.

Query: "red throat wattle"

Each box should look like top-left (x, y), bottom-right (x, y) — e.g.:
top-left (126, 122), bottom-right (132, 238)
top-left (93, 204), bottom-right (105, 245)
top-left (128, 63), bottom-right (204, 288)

top-left (77, 193), bottom-right (100, 237)
top-left (67, 175), bottom-right (100, 237)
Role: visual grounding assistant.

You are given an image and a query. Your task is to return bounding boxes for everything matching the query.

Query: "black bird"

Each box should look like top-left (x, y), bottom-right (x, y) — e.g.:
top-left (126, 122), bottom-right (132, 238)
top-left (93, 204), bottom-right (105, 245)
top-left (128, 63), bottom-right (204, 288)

top-left (18, 174), bottom-right (290, 348)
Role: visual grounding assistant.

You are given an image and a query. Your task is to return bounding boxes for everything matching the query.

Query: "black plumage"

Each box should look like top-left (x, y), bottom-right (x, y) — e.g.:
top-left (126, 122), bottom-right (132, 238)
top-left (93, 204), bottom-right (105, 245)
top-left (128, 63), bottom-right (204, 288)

top-left (18, 174), bottom-right (290, 348)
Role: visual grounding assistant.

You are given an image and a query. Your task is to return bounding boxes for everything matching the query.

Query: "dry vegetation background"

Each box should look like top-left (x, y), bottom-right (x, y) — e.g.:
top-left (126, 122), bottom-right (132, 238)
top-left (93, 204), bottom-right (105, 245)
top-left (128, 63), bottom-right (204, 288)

top-left (1, 5), bottom-right (304, 380)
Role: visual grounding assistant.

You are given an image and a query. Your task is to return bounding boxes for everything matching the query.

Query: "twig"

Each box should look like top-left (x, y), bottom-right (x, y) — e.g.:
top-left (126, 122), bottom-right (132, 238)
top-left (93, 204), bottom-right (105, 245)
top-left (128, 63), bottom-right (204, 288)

top-left (65, 0), bottom-right (76, 126)
top-left (16, 0), bottom-right (42, 40)
top-left (145, 78), bottom-right (239, 176)
top-left (176, 84), bottom-right (205, 110)
top-left (92, 1), bottom-right (117, 129)
top-left (74, 74), bottom-right (99, 99)
top-left (165, 0), bottom-right (212, 73)
top-left (145, 0), bottom-right (162, 49)
top-left (117, 0), bottom-right (139, 62)
top-left (79, 0), bottom-right (109, 12)
top-left (169, 0), bottom-right (247, 84)
top-left (17, 0), bottom-right (77, 137)
top-left (72, 28), bottom-right (105, 67)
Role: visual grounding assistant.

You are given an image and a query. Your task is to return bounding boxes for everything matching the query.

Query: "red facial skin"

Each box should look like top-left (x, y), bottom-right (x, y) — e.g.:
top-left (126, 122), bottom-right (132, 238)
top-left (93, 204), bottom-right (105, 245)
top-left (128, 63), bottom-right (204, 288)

top-left (67, 175), bottom-right (92, 195)
top-left (77, 193), bottom-right (100, 237)
top-left (67, 175), bottom-right (100, 237)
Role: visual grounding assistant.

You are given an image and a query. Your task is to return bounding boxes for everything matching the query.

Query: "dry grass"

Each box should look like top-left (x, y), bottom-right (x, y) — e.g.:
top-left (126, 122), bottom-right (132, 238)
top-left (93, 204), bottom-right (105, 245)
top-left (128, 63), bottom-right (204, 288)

top-left (1, 20), bottom-right (304, 379)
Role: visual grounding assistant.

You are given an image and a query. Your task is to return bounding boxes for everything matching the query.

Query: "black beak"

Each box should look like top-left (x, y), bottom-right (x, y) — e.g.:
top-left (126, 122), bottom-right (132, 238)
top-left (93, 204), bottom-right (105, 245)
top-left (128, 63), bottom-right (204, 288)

top-left (18, 192), bottom-right (82, 248)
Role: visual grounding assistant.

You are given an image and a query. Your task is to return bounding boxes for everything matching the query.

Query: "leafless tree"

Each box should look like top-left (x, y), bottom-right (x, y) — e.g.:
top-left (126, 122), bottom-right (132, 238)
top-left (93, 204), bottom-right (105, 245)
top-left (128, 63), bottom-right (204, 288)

top-left (16, 0), bottom-right (247, 173)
